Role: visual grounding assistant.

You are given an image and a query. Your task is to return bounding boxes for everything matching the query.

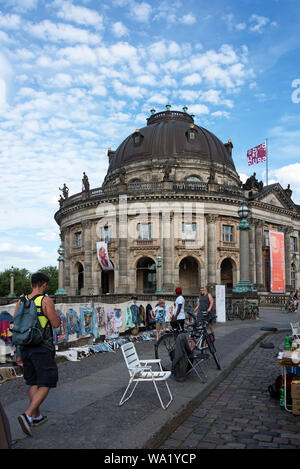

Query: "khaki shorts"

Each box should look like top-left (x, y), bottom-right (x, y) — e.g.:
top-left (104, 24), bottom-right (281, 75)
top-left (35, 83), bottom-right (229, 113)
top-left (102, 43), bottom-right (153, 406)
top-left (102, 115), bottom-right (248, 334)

top-left (156, 322), bottom-right (166, 332)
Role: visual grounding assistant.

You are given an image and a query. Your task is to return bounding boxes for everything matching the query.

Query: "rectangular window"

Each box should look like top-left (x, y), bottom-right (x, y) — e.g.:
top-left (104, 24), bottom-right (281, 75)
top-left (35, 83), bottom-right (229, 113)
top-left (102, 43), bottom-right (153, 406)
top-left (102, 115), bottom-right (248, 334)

top-left (222, 225), bottom-right (233, 242)
top-left (182, 222), bottom-right (196, 240)
top-left (264, 230), bottom-right (270, 247)
top-left (75, 232), bottom-right (82, 247)
top-left (101, 226), bottom-right (112, 243)
top-left (137, 223), bottom-right (152, 240)
top-left (290, 236), bottom-right (297, 252)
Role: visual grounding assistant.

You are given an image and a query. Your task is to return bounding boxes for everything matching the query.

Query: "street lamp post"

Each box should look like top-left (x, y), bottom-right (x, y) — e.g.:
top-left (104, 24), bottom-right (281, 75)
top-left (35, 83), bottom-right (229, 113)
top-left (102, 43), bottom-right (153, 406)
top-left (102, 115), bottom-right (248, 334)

top-left (155, 253), bottom-right (164, 295)
top-left (233, 200), bottom-right (257, 293)
top-left (8, 266), bottom-right (16, 298)
top-left (55, 244), bottom-right (67, 296)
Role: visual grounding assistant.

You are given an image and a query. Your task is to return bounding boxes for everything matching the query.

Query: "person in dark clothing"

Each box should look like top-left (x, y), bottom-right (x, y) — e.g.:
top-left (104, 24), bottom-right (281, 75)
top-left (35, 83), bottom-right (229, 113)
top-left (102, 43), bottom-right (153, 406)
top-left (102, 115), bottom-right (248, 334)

top-left (13, 273), bottom-right (61, 437)
top-left (193, 286), bottom-right (215, 335)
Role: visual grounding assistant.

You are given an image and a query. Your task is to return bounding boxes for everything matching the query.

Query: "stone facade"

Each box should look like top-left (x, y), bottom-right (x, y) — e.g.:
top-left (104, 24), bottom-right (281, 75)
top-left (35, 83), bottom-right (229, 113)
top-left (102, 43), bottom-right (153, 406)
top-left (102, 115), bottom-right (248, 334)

top-left (54, 109), bottom-right (300, 296)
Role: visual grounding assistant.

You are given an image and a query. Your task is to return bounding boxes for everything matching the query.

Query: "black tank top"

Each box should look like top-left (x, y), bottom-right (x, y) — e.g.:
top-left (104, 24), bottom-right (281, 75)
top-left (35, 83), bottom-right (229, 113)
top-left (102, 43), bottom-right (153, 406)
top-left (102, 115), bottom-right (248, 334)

top-left (198, 294), bottom-right (210, 312)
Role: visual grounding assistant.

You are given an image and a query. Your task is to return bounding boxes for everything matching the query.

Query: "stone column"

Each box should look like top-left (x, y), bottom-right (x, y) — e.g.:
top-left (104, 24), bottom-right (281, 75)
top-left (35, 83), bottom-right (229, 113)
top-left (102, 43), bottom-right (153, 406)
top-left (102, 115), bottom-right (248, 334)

top-left (206, 214), bottom-right (217, 291)
top-left (63, 227), bottom-right (71, 294)
top-left (118, 195), bottom-right (130, 293)
top-left (254, 220), bottom-right (264, 290)
top-left (240, 228), bottom-right (250, 282)
top-left (283, 226), bottom-right (293, 291)
top-left (249, 218), bottom-right (256, 285)
top-left (296, 231), bottom-right (300, 289)
top-left (162, 210), bottom-right (174, 293)
top-left (83, 220), bottom-right (93, 295)
top-left (8, 269), bottom-right (15, 298)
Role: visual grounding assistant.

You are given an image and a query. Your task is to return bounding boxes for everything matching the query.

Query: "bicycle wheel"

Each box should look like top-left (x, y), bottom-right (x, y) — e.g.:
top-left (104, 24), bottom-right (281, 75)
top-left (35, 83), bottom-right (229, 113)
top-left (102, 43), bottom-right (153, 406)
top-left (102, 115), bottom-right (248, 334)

top-left (252, 306), bottom-right (259, 319)
top-left (206, 334), bottom-right (221, 370)
top-left (155, 332), bottom-right (177, 371)
top-left (232, 303), bottom-right (240, 319)
top-left (238, 305), bottom-right (246, 320)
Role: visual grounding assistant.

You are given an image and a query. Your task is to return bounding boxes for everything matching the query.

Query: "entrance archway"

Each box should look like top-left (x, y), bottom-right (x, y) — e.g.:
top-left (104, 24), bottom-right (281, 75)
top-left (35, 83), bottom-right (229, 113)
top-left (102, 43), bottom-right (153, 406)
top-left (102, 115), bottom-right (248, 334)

top-left (220, 258), bottom-right (233, 289)
top-left (136, 257), bottom-right (156, 293)
top-left (77, 262), bottom-right (84, 295)
top-left (179, 256), bottom-right (200, 295)
top-left (101, 262), bottom-right (115, 294)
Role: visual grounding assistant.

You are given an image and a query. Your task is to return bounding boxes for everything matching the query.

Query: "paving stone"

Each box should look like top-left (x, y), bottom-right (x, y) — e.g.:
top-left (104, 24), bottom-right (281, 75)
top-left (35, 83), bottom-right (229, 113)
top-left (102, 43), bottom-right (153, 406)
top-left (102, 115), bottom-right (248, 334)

top-left (159, 332), bottom-right (300, 451)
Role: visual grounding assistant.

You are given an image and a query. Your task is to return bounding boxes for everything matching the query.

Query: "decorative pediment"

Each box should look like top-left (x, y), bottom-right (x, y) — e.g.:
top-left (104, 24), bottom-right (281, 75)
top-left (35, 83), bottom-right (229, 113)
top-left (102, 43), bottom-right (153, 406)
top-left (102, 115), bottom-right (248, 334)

top-left (252, 183), bottom-right (297, 212)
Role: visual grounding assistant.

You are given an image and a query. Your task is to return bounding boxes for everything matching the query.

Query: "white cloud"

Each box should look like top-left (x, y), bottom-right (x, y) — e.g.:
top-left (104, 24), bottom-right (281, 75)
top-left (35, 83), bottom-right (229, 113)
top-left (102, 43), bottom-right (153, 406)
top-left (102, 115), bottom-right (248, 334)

top-left (177, 89), bottom-right (199, 102)
top-left (0, 0), bottom-right (37, 12)
top-left (112, 21), bottom-right (129, 37)
top-left (249, 14), bottom-right (270, 33)
top-left (187, 104), bottom-right (209, 115)
top-left (211, 110), bottom-right (230, 118)
top-left (269, 164), bottom-right (300, 203)
top-left (182, 73), bottom-right (202, 86)
top-left (27, 20), bottom-right (102, 45)
top-left (56, 2), bottom-right (104, 30)
top-left (180, 13), bottom-right (196, 25)
top-left (57, 45), bottom-right (98, 66)
top-left (129, 1), bottom-right (152, 23)
top-left (236, 22), bottom-right (246, 30)
top-left (0, 11), bottom-right (21, 29)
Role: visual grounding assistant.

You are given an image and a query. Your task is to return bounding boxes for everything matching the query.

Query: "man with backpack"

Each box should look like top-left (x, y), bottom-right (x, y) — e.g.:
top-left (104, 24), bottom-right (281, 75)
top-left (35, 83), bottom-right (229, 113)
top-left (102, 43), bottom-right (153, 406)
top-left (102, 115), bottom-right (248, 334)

top-left (12, 272), bottom-right (61, 437)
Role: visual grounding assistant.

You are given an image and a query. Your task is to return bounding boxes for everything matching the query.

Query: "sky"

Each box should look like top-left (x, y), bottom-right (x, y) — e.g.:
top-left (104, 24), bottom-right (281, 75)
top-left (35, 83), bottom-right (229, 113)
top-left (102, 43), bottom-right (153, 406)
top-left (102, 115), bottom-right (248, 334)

top-left (0, 0), bottom-right (300, 273)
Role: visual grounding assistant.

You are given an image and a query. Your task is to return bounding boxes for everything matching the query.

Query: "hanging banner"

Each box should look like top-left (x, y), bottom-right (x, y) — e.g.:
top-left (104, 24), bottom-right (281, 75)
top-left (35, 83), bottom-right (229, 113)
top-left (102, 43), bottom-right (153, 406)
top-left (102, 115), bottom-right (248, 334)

top-left (96, 242), bottom-right (114, 271)
top-left (269, 231), bottom-right (285, 293)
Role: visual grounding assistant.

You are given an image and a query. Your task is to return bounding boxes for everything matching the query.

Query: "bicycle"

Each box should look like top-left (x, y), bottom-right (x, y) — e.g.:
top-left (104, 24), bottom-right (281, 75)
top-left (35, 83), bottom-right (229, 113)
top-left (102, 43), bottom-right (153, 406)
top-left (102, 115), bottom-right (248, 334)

top-left (233, 299), bottom-right (259, 320)
top-left (154, 312), bottom-right (221, 371)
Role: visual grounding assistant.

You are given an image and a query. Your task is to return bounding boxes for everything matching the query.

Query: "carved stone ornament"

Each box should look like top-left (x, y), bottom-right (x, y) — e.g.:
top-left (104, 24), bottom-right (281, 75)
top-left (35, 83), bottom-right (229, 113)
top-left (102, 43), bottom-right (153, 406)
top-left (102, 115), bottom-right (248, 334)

top-left (243, 173), bottom-right (263, 191)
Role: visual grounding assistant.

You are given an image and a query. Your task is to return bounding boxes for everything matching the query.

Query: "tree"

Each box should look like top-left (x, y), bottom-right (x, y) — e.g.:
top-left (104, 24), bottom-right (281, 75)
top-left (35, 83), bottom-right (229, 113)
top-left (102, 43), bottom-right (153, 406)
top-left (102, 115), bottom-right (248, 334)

top-left (0, 268), bottom-right (31, 297)
top-left (0, 266), bottom-right (58, 297)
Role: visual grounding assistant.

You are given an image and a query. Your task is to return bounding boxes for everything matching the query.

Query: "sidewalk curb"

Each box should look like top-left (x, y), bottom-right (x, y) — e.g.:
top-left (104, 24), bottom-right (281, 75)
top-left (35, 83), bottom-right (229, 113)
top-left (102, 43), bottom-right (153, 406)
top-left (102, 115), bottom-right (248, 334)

top-left (144, 328), bottom-right (288, 449)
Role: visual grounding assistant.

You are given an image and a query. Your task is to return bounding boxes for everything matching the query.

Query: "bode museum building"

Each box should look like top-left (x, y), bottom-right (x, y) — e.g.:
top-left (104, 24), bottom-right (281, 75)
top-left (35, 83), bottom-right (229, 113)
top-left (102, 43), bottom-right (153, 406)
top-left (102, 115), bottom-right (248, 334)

top-left (54, 107), bottom-right (300, 297)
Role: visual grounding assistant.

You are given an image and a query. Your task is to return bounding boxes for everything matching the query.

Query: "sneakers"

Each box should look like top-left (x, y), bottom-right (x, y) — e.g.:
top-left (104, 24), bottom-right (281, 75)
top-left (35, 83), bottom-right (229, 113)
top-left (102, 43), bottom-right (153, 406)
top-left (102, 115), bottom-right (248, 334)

top-left (32, 415), bottom-right (48, 427)
top-left (18, 413), bottom-right (32, 437)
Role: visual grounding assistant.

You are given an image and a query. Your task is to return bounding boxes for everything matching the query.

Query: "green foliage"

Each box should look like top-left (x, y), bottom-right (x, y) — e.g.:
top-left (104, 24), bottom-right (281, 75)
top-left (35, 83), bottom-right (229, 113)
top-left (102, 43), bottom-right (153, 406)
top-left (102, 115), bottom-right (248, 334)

top-left (39, 266), bottom-right (58, 295)
top-left (0, 266), bottom-right (58, 297)
top-left (0, 268), bottom-right (31, 297)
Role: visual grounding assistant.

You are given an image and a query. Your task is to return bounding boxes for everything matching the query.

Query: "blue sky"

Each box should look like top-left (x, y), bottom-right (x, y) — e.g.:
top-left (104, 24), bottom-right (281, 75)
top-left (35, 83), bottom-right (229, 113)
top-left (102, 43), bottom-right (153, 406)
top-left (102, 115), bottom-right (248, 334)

top-left (0, 0), bottom-right (300, 272)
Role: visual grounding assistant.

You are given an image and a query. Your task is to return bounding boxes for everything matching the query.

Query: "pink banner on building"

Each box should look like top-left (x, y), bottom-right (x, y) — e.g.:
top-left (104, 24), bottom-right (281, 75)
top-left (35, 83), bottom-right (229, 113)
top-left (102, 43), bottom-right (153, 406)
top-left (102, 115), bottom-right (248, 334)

top-left (247, 141), bottom-right (267, 166)
top-left (269, 231), bottom-right (285, 293)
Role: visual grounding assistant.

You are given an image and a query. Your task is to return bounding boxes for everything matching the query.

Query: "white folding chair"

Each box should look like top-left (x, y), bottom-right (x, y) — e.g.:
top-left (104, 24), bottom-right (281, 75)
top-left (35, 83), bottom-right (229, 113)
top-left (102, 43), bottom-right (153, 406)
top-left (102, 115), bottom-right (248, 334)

top-left (291, 322), bottom-right (300, 340)
top-left (186, 352), bottom-right (209, 383)
top-left (119, 342), bottom-right (173, 410)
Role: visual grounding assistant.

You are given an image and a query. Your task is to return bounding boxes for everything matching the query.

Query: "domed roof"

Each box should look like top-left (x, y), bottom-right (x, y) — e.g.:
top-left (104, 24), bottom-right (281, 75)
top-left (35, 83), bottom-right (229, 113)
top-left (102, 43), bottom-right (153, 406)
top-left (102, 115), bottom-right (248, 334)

top-left (107, 108), bottom-right (235, 173)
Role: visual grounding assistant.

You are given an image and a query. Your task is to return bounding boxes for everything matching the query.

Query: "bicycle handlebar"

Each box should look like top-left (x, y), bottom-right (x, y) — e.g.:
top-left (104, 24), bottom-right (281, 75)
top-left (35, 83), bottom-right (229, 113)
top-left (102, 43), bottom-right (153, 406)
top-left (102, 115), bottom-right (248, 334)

top-left (187, 310), bottom-right (209, 328)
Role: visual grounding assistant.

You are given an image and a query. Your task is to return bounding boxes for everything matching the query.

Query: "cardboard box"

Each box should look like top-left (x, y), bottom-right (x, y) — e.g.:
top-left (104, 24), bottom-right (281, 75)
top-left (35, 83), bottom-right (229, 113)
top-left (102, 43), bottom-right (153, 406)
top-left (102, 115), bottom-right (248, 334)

top-left (292, 398), bottom-right (300, 415)
top-left (291, 380), bottom-right (300, 399)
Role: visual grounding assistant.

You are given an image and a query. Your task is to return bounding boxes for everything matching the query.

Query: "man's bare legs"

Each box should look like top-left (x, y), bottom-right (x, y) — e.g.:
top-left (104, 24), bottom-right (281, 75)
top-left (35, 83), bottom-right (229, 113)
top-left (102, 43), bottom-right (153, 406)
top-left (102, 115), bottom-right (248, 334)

top-left (26, 386), bottom-right (49, 419)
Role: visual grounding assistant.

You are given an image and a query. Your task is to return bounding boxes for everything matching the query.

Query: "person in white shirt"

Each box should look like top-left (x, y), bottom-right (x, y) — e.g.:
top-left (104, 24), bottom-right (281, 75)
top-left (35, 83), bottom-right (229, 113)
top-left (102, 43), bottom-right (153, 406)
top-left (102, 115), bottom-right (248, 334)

top-left (172, 287), bottom-right (185, 331)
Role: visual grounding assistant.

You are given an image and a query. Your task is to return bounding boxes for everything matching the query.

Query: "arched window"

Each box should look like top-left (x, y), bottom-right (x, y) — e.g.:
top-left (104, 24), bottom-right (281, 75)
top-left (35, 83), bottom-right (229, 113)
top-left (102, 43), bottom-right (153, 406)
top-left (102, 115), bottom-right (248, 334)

top-left (185, 126), bottom-right (198, 143)
top-left (129, 178), bottom-right (142, 183)
top-left (185, 175), bottom-right (202, 182)
top-left (132, 130), bottom-right (144, 146)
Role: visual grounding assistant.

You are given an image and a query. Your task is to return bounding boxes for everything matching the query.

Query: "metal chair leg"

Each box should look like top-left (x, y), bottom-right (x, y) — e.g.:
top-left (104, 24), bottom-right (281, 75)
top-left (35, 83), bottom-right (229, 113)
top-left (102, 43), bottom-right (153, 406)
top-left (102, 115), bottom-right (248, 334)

top-left (152, 379), bottom-right (173, 410)
top-left (119, 379), bottom-right (139, 407)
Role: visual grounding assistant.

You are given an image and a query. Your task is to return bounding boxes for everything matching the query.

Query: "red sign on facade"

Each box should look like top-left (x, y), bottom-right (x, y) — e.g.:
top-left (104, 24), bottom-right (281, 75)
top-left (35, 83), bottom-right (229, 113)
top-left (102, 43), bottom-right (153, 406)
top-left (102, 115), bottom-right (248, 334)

top-left (269, 231), bottom-right (285, 293)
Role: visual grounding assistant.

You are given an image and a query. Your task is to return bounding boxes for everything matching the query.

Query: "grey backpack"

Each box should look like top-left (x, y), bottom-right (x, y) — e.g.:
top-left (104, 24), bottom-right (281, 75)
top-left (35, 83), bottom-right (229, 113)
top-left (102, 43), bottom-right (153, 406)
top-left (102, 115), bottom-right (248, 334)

top-left (12, 295), bottom-right (46, 346)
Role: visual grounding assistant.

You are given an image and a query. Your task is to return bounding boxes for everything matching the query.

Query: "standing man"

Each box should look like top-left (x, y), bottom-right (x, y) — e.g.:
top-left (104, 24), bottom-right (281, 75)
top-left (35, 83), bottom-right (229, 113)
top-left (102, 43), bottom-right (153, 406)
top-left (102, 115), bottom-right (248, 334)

top-left (194, 287), bottom-right (215, 337)
top-left (13, 272), bottom-right (60, 437)
top-left (173, 287), bottom-right (185, 331)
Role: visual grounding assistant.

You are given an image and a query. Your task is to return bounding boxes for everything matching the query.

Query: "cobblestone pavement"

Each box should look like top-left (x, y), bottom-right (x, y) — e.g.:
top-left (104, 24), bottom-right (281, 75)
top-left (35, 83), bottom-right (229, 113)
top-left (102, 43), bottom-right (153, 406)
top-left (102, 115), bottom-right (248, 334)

top-left (160, 332), bottom-right (300, 449)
